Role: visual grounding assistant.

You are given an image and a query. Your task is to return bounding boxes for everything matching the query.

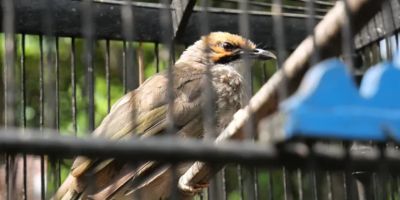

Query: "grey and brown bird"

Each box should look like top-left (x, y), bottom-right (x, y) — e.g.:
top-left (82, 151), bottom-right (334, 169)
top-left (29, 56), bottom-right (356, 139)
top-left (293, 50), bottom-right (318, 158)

top-left (54, 32), bottom-right (275, 200)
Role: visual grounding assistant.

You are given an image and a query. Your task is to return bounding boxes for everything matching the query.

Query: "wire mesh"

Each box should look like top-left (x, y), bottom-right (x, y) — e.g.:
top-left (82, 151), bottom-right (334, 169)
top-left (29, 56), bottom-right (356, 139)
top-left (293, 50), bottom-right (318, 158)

top-left (0, 0), bottom-right (400, 200)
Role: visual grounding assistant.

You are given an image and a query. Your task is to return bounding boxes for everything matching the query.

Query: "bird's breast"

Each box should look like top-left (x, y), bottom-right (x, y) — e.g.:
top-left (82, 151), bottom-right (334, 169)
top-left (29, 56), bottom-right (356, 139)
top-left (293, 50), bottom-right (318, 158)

top-left (211, 65), bottom-right (245, 127)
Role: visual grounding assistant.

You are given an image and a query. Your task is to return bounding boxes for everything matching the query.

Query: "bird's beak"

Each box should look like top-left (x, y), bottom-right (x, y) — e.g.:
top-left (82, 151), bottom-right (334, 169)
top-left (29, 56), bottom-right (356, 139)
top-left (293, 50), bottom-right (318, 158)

top-left (238, 48), bottom-right (276, 61)
top-left (249, 48), bottom-right (277, 60)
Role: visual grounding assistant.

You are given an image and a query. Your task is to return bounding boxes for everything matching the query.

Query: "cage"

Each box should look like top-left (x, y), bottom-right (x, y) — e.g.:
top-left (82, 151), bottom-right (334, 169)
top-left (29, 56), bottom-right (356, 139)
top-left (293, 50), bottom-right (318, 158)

top-left (0, 0), bottom-right (400, 200)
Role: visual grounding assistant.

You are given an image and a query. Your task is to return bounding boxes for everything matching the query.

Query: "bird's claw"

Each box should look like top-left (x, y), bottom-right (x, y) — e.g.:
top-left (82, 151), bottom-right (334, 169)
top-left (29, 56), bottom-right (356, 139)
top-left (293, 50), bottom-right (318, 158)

top-left (178, 182), bottom-right (209, 194)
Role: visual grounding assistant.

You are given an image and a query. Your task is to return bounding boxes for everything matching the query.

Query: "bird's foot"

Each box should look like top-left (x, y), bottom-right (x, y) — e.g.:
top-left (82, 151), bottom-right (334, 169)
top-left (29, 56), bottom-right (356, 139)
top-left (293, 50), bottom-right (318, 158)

top-left (178, 182), bottom-right (209, 194)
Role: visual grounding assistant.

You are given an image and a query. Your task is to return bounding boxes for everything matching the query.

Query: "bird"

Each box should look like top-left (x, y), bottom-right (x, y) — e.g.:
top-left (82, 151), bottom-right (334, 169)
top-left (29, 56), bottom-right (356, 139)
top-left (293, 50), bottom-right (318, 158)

top-left (53, 32), bottom-right (276, 200)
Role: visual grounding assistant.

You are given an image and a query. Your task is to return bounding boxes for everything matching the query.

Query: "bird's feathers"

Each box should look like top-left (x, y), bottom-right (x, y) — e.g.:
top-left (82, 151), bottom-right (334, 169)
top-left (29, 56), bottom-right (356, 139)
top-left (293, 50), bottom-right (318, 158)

top-left (55, 63), bottom-right (207, 199)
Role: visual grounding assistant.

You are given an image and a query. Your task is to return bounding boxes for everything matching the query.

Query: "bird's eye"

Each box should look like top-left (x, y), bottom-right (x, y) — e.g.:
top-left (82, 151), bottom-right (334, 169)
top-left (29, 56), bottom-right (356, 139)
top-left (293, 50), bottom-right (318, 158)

top-left (221, 42), bottom-right (236, 51)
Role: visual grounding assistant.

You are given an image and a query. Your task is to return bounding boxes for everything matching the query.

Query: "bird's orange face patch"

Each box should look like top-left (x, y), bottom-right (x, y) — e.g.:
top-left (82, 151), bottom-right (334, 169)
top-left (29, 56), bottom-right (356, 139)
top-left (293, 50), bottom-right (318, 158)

top-left (202, 32), bottom-right (256, 63)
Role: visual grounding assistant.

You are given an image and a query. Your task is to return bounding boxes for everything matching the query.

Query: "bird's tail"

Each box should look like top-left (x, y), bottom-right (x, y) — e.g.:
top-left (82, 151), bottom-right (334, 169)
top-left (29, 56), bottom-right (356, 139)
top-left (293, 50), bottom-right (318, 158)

top-left (52, 174), bottom-right (82, 200)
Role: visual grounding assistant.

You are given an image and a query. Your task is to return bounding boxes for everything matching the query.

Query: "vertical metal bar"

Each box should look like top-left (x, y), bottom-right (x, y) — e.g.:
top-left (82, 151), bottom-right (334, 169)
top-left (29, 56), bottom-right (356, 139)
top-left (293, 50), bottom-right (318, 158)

top-left (198, 0), bottom-right (222, 199)
top-left (306, 1), bottom-right (320, 199)
top-left (272, 1), bottom-right (290, 199)
top-left (71, 37), bottom-right (77, 135)
top-left (122, 41), bottom-right (127, 93)
top-left (262, 63), bottom-right (268, 83)
top-left (105, 39), bottom-right (111, 113)
top-left (82, 0), bottom-right (96, 194)
top-left (396, 176), bottom-right (400, 200)
top-left (237, 165), bottom-right (244, 200)
top-left (326, 172), bottom-right (333, 200)
top-left (239, 1), bottom-right (257, 199)
top-left (20, 34), bottom-right (28, 200)
top-left (282, 167), bottom-right (292, 200)
top-left (198, 0), bottom-right (216, 140)
top-left (122, 0), bottom-right (138, 91)
top-left (2, 0), bottom-right (16, 129)
top-left (390, 176), bottom-right (397, 200)
top-left (297, 170), bottom-right (303, 200)
top-left (378, 144), bottom-right (388, 200)
top-left (221, 168), bottom-right (228, 200)
top-left (268, 171), bottom-right (274, 200)
top-left (160, 0), bottom-right (177, 198)
top-left (238, 0), bottom-right (251, 99)
top-left (121, 2), bottom-right (140, 198)
top-left (344, 143), bottom-right (356, 200)
top-left (55, 37), bottom-right (61, 188)
top-left (55, 38), bottom-right (60, 132)
top-left (382, 1), bottom-right (396, 60)
top-left (82, 0), bottom-right (95, 132)
top-left (42, 0), bottom-right (58, 195)
top-left (341, 0), bottom-right (355, 69)
top-left (39, 34), bottom-right (46, 200)
top-left (254, 168), bottom-right (260, 200)
top-left (155, 43), bottom-right (160, 73)
top-left (137, 43), bottom-right (145, 84)
top-left (272, 0), bottom-right (287, 69)
top-left (310, 170), bottom-right (318, 200)
top-left (2, 1), bottom-right (16, 198)
top-left (305, 0), bottom-right (319, 64)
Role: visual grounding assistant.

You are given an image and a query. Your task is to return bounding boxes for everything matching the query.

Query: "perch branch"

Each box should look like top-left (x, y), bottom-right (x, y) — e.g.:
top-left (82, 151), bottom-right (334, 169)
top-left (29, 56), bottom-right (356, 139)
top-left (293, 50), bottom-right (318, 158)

top-left (179, 0), bottom-right (386, 192)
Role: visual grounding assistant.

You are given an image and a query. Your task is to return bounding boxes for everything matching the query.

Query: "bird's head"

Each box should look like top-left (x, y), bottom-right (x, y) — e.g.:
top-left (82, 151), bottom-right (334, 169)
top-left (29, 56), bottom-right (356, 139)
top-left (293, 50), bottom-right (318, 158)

top-left (177, 32), bottom-right (276, 69)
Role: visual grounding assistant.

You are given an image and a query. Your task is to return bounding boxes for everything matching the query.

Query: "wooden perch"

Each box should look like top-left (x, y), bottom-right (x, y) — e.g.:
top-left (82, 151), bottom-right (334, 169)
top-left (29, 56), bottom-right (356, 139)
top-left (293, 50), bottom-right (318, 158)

top-left (179, 0), bottom-right (386, 193)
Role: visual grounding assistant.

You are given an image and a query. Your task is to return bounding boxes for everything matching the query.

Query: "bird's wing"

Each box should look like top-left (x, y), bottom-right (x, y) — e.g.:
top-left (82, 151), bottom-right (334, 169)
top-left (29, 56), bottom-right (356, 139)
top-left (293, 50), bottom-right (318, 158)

top-left (55, 64), bottom-right (207, 199)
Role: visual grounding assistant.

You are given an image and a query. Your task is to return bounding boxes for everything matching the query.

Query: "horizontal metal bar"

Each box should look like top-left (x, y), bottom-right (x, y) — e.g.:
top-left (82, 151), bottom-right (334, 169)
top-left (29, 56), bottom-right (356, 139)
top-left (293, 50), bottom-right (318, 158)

top-left (293, 0), bottom-right (335, 7)
top-left (221, 0), bottom-right (330, 15)
top-left (0, 0), bottom-right (313, 49)
top-left (1, 129), bottom-right (400, 173)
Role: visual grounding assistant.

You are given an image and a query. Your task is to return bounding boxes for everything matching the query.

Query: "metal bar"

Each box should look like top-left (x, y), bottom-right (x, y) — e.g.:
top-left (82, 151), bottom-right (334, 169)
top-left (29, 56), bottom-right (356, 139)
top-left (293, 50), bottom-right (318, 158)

top-left (221, 0), bottom-right (330, 15)
top-left (1, 0), bottom-right (313, 50)
top-left (2, 131), bottom-right (400, 176)
top-left (137, 43), bottom-right (145, 84)
top-left (294, 0), bottom-right (335, 7)
top-left (2, 0), bottom-right (16, 128)
top-left (154, 43), bottom-right (160, 73)
top-left (121, 0), bottom-right (138, 91)
top-left (310, 170), bottom-right (318, 200)
top-left (42, 0), bottom-right (58, 194)
top-left (297, 170), bottom-right (303, 200)
top-left (20, 33), bottom-right (28, 200)
top-left (237, 165), bottom-right (244, 199)
top-left (82, 0), bottom-right (95, 132)
top-left (382, 1), bottom-right (396, 59)
top-left (2, 2), bottom-right (16, 197)
top-left (197, 0), bottom-right (223, 198)
top-left (55, 36), bottom-right (61, 188)
top-left (268, 170), bottom-right (274, 200)
top-left (254, 168), bottom-right (259, 200)
top-left (39, 34), bottom-right (46, 200)
top-left (282, 167), bottom-right (292, 200)
top-left (1, 3), bottom-right (16, 200)
top-left (122, 41), bottom-right (127, 93)
top-left (70, 37), bottom-right (77, 134)
top-left (239, 1), bottom-right (258, 196)
top-left (105, 39), bottom-right (111, 113)
top-left (326, 172), bottom-right (333, 200)
top-left (159, 0), bottom-right (178, 198)
top-left (341, 0), bottom-right (355, 69)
